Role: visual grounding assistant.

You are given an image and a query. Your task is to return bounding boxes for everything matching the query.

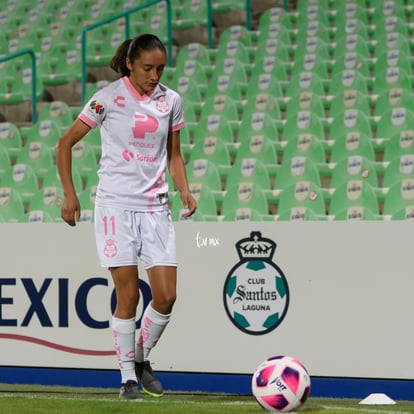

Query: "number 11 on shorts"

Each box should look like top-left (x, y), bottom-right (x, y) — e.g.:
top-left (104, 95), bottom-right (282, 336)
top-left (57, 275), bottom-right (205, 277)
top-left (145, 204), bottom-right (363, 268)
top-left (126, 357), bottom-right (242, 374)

top-left (103, 215), bottom-right (116, 236)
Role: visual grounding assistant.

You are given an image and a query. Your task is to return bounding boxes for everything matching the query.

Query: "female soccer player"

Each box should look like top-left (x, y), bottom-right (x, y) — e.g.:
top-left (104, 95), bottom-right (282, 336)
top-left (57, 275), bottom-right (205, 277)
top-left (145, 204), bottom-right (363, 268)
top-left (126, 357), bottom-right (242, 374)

top-left (56, 34), bottom-right (197, 399)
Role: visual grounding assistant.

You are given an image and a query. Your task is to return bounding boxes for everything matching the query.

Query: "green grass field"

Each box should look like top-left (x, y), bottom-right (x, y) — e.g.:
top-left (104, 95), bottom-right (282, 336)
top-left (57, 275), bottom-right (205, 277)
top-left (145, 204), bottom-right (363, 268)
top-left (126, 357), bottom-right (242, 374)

top-left (0, 384), bottom-right (414, 414)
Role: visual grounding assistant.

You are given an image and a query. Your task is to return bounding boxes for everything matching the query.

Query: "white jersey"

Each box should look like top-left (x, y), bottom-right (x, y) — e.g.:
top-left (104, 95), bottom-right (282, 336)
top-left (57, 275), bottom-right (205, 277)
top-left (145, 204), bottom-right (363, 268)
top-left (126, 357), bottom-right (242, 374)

top-left (79, 76), bottom-right (184, 211)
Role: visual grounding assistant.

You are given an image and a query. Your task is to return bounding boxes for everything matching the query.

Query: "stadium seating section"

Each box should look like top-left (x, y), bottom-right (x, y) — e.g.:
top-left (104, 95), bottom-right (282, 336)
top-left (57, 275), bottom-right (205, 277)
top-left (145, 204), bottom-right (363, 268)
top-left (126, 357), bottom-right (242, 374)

top-left (1, 0), bottom-right (414, 222)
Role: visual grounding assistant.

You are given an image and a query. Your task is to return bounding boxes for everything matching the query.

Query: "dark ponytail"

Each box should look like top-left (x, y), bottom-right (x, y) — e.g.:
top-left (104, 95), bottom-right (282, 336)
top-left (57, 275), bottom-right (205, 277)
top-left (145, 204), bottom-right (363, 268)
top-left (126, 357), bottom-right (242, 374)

top-left (110, 34), bottom-right (167, 77)
top-left (110, 38), bottom-right (133, 76)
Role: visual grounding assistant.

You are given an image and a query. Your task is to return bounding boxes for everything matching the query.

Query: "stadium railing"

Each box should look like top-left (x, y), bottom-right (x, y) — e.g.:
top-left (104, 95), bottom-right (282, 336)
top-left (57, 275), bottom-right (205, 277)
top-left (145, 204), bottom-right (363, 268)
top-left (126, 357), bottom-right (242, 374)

top-left (80, 0), bottom-right (173, 103)
top-left (0, 48), bottom-right (37, 124)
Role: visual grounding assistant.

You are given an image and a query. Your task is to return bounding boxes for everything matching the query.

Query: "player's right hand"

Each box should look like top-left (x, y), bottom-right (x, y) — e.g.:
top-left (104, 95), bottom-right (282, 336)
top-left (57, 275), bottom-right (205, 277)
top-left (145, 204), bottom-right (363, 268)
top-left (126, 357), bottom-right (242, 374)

top-left (61, 195), bottom-right (81, 226)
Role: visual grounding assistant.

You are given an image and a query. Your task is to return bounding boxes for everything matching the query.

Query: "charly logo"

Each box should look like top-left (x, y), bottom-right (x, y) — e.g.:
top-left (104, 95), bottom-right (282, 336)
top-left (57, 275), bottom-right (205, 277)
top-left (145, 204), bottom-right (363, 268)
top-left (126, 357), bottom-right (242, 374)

top-left (223, 232), bottom-right (289, 336)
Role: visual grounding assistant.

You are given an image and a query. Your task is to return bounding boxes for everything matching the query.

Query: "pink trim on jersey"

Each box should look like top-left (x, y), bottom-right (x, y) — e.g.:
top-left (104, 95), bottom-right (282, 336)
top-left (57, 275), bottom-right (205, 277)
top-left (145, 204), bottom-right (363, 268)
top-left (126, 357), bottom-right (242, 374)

top-left (147, 168), bottom-right (165, 212)
top-left (78, 113), bottom-right (98, 128)
top-left (171, 122), bottom-right (185, 132)
top-left (123, 77), bottom-right (154, 101)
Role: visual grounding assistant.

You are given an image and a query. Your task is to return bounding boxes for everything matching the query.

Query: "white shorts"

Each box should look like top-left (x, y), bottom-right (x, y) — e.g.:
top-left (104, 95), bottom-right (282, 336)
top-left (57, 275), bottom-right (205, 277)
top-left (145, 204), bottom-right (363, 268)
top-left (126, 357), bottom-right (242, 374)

top-left (94, 205), bottom-right (177, 269)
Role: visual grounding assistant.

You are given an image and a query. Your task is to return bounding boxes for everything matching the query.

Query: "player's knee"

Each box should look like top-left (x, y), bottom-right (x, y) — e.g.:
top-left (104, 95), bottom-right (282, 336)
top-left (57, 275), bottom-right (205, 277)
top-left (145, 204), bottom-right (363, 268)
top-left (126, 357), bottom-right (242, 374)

top-left (153, 292), bottom-right (176, 313)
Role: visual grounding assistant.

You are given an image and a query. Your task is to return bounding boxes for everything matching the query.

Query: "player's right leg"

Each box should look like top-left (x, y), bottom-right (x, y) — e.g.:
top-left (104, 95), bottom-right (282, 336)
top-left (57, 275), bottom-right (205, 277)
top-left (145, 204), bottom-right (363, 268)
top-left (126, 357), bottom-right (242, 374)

top-left (94, 205), bottom-right (143, 399)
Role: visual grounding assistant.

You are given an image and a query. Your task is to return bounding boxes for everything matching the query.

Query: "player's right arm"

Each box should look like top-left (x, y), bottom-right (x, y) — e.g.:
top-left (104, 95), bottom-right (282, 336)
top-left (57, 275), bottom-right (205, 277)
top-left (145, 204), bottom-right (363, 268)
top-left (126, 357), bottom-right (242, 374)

top-left (56, 119), bottom-right (91, 226)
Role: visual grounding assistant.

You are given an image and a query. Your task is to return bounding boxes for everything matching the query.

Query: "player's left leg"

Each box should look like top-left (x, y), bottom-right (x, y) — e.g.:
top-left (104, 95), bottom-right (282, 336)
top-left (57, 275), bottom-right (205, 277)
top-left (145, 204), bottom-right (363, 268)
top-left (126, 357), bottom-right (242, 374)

top-left (135, 265), bottom-right (177, 397)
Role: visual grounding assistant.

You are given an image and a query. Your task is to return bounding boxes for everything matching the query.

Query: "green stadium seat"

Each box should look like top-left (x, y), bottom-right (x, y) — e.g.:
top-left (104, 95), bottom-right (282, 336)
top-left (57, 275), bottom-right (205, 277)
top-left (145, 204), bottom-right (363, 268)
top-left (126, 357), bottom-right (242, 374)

top-left (78, 185), bottom-right (97, 222)
top-left (257, 22), bottom-right (294, 47)
top-left (331, 51), bottom-right (371, 78)
top-left (295, 19), bottom-right (332, 45)
top-left (332, 34), bottom-right (371, 63)
top-left (332, 2), bottom-right (370, 25)
top-left (383, 155), bottom-right (414, 189)
top-left (170, 183), bottom-right (217, 221)
top-left (391, 206), bottom-right (414, 221)
top-left (139, 14), bottom-right (169, 44)
top-left (334, 18), bottom-right (370, 42)
top-left (242, 93), bottom-right (281, 126)
top-left (170, 60), bottom-right (208, 95)
top-left (277, 206), bottom-right (325, 221)
top-left (200, 95), bottom-right (240, 131)
top-left (16, 141), bottom-right (54, 182)
top-left (327, 109), bottom-right (373, 141)
top-left (38, 101), bottom-right (74, 132)
top-left (329, 131), bottom-right (376, 163)
top-left (168, 76), bottom-right (203, 109)
top-left (372, 67), bottom-right (412, 97)
top-left (217, 25), bottom-right (255, 48)
top-left (275, 157), bottom-right (322, 190)
top-left (245, 72), bottom-right (284, 101)
top-left (42, 49), bottom-right (82, 86)
top-left (255, 37), bottom-right (291, 67)
top-left (333, 206), bottom-right (381, 221)
top-left (250, 55), bottom-right (288, 86)
top-left (329, 180), bottom-right (380, 216)
top-left (210, 58), bottom-right (248, 95)
top-left (383, 130), bottom-right (414, 162)
top-left (328, 69), bottom-right (369, 96)
top-left (290, 53), bottom-right (329, 80)
top-left (257, 7), bottom-right (293, 31)
top-left (192, 113), bottom-right (234, 145)
top-left (370, 0), bottom-right (407, 23)
top-left (28, 185), bottom-right (64, 222)
top-left (72, 141), bottom-right (99, 181)
top-left (214, 40), bottom-right (251, 74)
top-left (330, 156), bottom-right (378, 189)
top-left (282, 111), bottom-right (325, 141)
top-left (0, 145), bottom-right (11, 176)
top-left (383, 178), bottom-right (414, 215)
top-left (328, 89), bottom-right (371, 119)
top-left (0, 65), bottom-right (44, 106)
top-left (372, 31), bottom-right (411, 58)
top-left (277, 181), bottom-right (326, 216)
top-left (285, 91), bottom-right (325, 120)
top-left (237, 112), bottom-right (279, 144)
top-left (222, 207), bottom-right (267, 222)
top-left (0, 122), bottom-right (22, 163)
top-left (175, 42), bottom-right (212, 72)
top-left (282, 133), bottom-right (326, 166)
top-left (374, 88), bottom-right (414, 117)
top-left (24, 210), bottom-right (56, 223)
top-left (295, 4), bottom-right (331, 28)
top-left (294, 36), bottom-right (331, 62)
top-left (376, 108), bottom-right (414, 140)
top-left (285, 71), bottom-right (326, 98)
top-left (186, 159), bottom-right (222, 192)
top-left (24, 119), bottom-right (62, 156)
top-left (188, 136), bottom-right (231, 177)
top-left (374, 49), bottom-right (412, 80)
top-left (1, 164), bottom-right (39, 207)
top-left (221, 182), bottom-right (270, 217)
top-left (225, 158), bottom-right (272, 191)
top-left (234, 135), bottom-right (279, 177)
top-left (0, 187), bottom-right (25, 222)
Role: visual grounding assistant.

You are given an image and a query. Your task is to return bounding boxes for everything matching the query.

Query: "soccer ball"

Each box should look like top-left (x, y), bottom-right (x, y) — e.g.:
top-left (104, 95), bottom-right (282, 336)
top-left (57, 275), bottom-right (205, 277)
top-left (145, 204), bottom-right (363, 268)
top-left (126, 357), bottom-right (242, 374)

top-left (251, 355), bottom-right (311, 412)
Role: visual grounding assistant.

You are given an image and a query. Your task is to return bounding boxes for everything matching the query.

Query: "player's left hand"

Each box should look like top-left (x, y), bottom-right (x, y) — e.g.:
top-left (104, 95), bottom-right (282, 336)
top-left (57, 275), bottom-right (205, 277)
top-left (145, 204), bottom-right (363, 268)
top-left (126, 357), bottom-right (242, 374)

top-left (180, 190), bottom-right (197, 218)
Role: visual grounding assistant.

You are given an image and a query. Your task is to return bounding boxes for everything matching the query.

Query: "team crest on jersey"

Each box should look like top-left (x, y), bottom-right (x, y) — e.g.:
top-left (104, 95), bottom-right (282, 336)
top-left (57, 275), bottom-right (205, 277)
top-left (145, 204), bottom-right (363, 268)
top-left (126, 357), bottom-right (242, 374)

top-left (156, 96), bottom-right (169, 113)
top-left (90, 100), bottom-right (104, 116)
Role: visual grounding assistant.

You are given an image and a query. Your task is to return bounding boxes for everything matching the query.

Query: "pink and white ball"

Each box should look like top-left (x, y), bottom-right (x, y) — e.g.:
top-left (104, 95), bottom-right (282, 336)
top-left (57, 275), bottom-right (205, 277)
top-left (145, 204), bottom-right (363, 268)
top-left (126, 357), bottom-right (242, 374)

top-left (251, 355), bottom-right (311, 412)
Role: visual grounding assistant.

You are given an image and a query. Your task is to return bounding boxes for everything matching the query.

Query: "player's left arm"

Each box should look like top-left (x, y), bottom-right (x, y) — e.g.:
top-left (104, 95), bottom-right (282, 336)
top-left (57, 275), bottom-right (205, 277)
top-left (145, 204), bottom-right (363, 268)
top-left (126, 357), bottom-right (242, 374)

top-left (167, 129), bottom-right (197, 217)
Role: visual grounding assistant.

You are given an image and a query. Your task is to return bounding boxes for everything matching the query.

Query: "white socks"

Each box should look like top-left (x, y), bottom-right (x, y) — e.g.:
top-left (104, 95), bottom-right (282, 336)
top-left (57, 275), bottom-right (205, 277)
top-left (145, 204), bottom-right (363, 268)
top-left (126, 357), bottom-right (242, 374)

top-left (135, 304), bottom-right (171, 363)
top-left (112, 316), bottom-right (137, 384)
top-left (112, 305), bottom-right (171, 383)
